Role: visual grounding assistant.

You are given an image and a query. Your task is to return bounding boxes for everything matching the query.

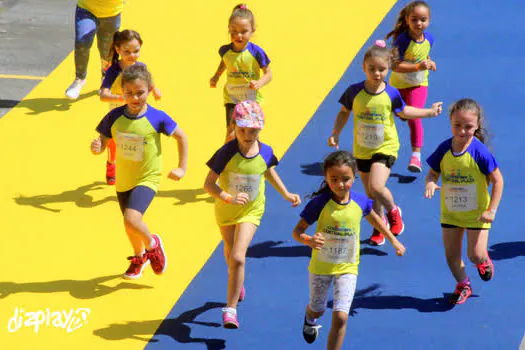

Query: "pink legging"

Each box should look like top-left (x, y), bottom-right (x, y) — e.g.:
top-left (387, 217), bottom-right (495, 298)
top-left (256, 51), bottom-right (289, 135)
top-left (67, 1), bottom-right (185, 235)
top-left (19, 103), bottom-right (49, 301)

top-left (399, 86), bottom-right (428, 149)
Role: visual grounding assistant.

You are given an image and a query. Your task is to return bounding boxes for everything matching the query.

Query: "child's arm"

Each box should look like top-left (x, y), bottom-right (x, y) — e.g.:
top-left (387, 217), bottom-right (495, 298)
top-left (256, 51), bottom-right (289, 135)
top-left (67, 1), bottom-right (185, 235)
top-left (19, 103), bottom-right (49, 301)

top-left (203, 170), bottom-right (249, 205)
top-left (168, 127), bottom-right (188, 181)
top-left (210, 61), bottom-right (226, 88)
top-left (292, 218), bottom-right (325, 250)
top-left (365, 211), bottom-right (406, 256)
top-left (90, 134), bottom-right (111, 155)
top-left (478, 168), bottom-right (504, 223)
top-left (250, 66), bottom-right (273, 90)
top-left (152, 83), bottom-right (162, 101)
top-left (392, 59), bottom-right (435, 73)
top-left (328, 106), bottom-right (351, 149)
top-left (399, 102), bottom-right (443, 120)
top-left (99, 88), bottom-right (124, 103)
top-left (424, 168), bottom-right (441, 199)
top-left (264, 167), bottom-right (301, 207)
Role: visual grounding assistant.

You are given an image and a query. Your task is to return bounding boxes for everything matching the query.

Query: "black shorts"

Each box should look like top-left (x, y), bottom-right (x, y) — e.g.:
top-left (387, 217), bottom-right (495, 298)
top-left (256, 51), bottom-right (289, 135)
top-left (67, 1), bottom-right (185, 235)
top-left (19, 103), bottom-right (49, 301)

top-left (116, 185), bottom-right (156, 215)
top-left (225, 103), bottom-right (236, 127)
top-left (356, 153), bottom-right (396, 173)
top-left (441, 223), bottom-right (485, 230)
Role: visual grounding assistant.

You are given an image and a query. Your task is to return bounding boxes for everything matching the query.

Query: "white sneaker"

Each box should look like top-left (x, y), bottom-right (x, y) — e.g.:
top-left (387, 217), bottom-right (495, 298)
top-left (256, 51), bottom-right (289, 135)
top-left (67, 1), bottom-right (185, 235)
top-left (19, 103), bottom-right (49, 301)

top-left (65, 78), bottom-right (86, 100)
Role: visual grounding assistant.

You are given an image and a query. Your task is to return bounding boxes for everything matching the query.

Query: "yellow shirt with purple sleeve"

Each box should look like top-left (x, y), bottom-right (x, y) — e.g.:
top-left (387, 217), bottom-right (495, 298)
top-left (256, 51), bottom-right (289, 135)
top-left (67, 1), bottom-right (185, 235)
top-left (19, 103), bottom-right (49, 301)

top-left (339, 81), bottom-right (406, 160)
top-left (389, 31), bottom-right (434, 89)
top-left (96, 105), bottom-right (178, 193)
top-left (101, 62), bottom-right (147, 110)
top-left (77, 0), bottom-right (123, 18)
top-left (219, 42), bottom-right (270, 105)
top-left (206, 140), bottom-right (278, 226)
top-left (426, 137), bottom-right (498, 229)
top-left (301, 191), bottom-right (373, 275)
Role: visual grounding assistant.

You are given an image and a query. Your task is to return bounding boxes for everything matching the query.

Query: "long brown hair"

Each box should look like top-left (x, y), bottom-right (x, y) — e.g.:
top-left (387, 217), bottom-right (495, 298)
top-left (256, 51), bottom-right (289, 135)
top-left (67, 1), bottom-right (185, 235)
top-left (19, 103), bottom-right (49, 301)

top-left (385, 1), bottom-right (430, 42)
top-left (108, 29), bottom-right (143, 66)
top-left (449, 98), bottom-right (489, 144)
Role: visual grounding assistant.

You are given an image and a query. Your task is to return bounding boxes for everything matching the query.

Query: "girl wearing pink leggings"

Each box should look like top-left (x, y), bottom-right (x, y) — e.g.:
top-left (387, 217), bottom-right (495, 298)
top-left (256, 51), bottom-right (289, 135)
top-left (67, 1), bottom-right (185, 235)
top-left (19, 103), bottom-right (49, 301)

top-left (386, 1), bottom-right (435, 173)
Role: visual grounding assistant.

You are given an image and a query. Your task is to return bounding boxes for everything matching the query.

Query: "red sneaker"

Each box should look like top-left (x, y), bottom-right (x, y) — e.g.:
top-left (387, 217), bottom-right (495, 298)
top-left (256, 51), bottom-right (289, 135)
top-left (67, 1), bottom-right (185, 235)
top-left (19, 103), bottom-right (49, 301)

top-left (106, 161), bottom-right (116, 185)
top-left (476, 254), bottom-right (494, 281)
top-left (369, 215), bottom-right (388, 246)
top-left (123, 254), bottom-right (149, 279)
top-left (408, 156), bottom-right (422, 173)
top-left (146, 234), bottom-right (167, 275)
top-left (449, 282), bottom-right (472, 305)
top-left (369, 230), bottom-right (385, 246)
top-left (387, 206), bottom-right (405, 236)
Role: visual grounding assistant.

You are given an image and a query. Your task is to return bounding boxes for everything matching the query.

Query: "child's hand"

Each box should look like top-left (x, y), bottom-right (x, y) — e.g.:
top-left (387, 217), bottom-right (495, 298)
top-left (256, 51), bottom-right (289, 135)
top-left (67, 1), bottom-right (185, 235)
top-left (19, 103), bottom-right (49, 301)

top-left (285, 192), bottom-right (301, 207)
top-left (230, 192), bottom-right (250, 205)
top-left (210, 75), bottom-right (219, 88)
top-left (152, 87), bottom-right (162, 101)
top-left (418, 59), bottom-right (433, 71)
top-left (328, 134), bottom-right (340, 149)
top-left (428, 59), bottom-right (437, 71)
top-left (478, 210), bottom-right (496, 224)
top-left (168, 168), bottom-right (186, 181)
top-left (90, 137), bottom-right (102, 155)
top-left (430, 102), bottom-right (443, 116)
top-left (249, 80), bottom-right (263, 90)
top-left (393, 240), bottom-right (406, 256)
top-left (307, 232), bottom-right (325, 250)
top-left (424, 182), bottom-right (440, 199)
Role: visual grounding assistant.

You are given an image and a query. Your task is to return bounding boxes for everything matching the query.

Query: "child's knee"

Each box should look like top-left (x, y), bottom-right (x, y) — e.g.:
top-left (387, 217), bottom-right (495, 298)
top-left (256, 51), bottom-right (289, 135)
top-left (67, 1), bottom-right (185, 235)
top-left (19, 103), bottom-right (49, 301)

top-left (332, 311), bottom-right (349, 328)
top-left (228, 253), bottom-right (246, 269)
top-left (468, 252), bottom-right (485, 265)
top-left (307, 305), bottom-right (324, 319)
top-left (123, 210), bottom-right (142, 228)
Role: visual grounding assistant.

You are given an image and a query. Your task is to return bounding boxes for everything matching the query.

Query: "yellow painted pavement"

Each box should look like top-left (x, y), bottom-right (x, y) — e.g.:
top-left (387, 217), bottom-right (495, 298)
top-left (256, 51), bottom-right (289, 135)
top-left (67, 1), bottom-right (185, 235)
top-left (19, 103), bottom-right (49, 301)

top-left (0, 1), bottom-right (395, 348)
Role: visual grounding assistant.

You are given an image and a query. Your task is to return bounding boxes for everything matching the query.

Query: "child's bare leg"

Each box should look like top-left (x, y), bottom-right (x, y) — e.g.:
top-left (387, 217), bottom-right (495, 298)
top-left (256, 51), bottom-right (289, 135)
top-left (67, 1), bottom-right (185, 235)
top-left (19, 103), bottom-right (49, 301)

top-left (327, 311), bottom-right (349, 350)
top-left (226, 222), bottom-right (257, 309)
top-left (442, 226), bottom-right (467, 281)
top-left (467, 228), bottom-right (489, 264)
top-left (123, 208), bottom-right (154, 254)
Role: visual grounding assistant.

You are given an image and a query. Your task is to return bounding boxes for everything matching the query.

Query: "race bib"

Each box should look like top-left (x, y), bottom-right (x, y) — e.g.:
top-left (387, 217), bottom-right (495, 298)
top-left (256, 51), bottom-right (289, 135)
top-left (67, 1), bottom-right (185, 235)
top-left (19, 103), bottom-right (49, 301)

top-left (228, 172), bottom-right (261, 202)
top-left (402, 70), bottom-right (426, 85)
top-left (356, 120), bottom-right (384, 149)
top-left (116, 131), bottom-right (144, 162)
top-left (226, 83), bottom-right (256, 103)
top-left (444, 184), bottom-right (478, 212)
top-left (317, 233), bottom-right (356, 264)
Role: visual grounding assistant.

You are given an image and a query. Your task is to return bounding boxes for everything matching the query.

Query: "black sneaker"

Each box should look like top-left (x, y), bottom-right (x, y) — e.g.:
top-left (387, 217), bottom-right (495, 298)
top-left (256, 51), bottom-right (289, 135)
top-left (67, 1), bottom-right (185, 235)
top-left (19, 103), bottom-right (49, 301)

top-left (449, 282), bottom-right (472, 305)
top-left (302, 317), bottom-right (321, 344)
top-left (476, 255), bottom-right (494, 281)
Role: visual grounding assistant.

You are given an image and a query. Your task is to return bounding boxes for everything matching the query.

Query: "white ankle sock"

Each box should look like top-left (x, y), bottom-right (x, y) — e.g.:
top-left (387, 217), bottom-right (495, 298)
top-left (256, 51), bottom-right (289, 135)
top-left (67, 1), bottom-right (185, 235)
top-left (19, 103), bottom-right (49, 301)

top-left (222, 307), bottom-right (236, 315)
top-left (412, 152), bottom-right (421, 160)
top-left (306, 314), bottom-right (317, 325)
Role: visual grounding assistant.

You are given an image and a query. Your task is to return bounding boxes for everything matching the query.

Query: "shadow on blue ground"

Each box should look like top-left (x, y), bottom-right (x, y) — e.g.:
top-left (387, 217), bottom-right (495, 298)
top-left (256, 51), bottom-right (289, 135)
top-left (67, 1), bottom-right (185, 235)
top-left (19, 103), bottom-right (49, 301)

top-left (489, 241), bottom-right (525, 261)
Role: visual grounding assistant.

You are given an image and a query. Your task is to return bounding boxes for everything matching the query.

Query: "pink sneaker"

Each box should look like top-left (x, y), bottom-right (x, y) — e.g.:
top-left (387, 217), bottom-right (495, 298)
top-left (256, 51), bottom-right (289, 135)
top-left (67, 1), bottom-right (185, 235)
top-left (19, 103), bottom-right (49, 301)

top-left (387, 206), bottom-right (405, 236)
top-left (146, 234), bottom-right (167, 275)
top-left (123, 254), bottom-right (150, 279)
top-left (239, 286), bottom-right (245, 302)
top-left (408, 156), bottom-right (422, 173)
top-left (222, 309), bottom-right (239, 329)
